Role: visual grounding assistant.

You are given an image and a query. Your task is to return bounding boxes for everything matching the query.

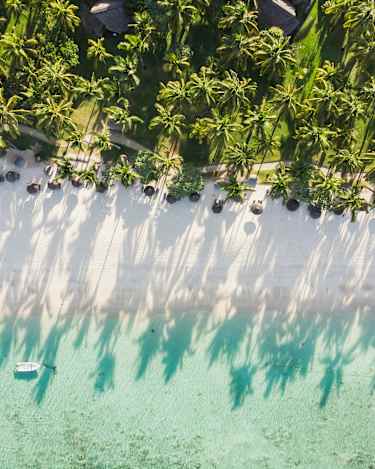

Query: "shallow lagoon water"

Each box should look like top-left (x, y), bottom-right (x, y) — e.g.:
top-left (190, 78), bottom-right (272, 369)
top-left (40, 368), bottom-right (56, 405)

top-left (0, 309), bottom-right (374, 469)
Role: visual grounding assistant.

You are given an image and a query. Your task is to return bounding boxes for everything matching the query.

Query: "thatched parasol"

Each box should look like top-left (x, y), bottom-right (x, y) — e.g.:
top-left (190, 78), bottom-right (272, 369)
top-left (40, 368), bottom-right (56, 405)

top-left (212, 199), bottom-right (224, 213)
top-left (144, 185), bottom-right (155, 197)
top-left (6, 171), bottom-right (20, 182)
top-left (189, 192), bottom-right (200, 202)
top-left (286, 198), bottom-right (299, 211)
top-left (308, 204), bottom-right (322, 219)
top-left (48, 180), bottom-right (62, 190)
top-left (251, 201), bottom-right (263, 215)
top-left (27, 182), bottom-right (41, 194)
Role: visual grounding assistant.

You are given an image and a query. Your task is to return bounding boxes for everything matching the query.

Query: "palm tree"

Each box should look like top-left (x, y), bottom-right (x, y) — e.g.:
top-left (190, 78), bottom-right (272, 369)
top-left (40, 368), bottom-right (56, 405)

top-left (329, 148), bottom-right (370, 175)
top-left (157, 0), bottom-right (203, 49)
top-left (47, 0), bottom-right (80, 34)
top-left (190, 110), bottom-right (242, 162)
top-left (0, 30), bottom-right (37, 74)
top-left (256, 84), bottom-right (302, 173)
top-left (33, 97), bottom-right (76, 138)
top-left (110, 162), bottom-right (139, 187)
top-left (218, 1), bottom-right (258, 36)
top-left (68, 128), bottom-right (87, 157)
top-left (5, 0), bottom-right (25, 20)
top-left (268, 163), bottom-right (292, 202)
top-left (340, 186), bottom-right (366, 222)
top-left (343, 1), bottom-right (375, 34)
top-left (223, 141), bottom-right (257, 176)
top-left (158, 78), bottom-right (191, 110)
top-left (188, 65), bottom-right (220, 107)
top-left (164, 46), bottom-right (192, 79)
top-left (243, 101), bottom-right (277, 145)
top-left (217, 32), bottom-right (255, 71)
top-left (337, 89), bottom-right (366, 127)
top-left (217, 69), bottom-right (256, 113)
top-left (310, 172), bottom-right (343, 210)
top-left (220, 174), bottom-right (250, 202)
top-left (295, 121), bottom-right (337, 163)
top-left (309, 81), bottom-right (342, 124)
top-left (109, 56), bottom-right (140, 91)
top-left (322, 0), bottom-right (350, 26)
top-left (0, 88), bottom-right (26, 139)
top-left (153, 151), bottom-right (183, 177)
top-left (87, 38), bottom-right (112, 68)
top-left (253, 27), bottom-right (297, 80)
top-left (93, 124), bottom-right (116, 153)
top-left (129, 10), bottom-right (158, 53)
top-left (74, 74), bottom-right (112, 104)
top-left (38, 59), bottom-right (75, 98)
top-left (149, 103), bottom-right (185, 156)
top-left (104, 99), bottom-right (143, 134)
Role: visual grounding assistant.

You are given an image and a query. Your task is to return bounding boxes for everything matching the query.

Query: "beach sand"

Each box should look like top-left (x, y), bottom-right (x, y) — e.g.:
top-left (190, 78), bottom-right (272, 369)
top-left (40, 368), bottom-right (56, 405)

top-left (1, 162), bottom-right (375, 321)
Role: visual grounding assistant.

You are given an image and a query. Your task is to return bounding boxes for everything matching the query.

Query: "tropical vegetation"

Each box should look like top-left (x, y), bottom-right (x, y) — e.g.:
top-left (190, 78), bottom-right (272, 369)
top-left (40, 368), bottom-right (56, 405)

top-left (0, 0), bottom-right (374, 217)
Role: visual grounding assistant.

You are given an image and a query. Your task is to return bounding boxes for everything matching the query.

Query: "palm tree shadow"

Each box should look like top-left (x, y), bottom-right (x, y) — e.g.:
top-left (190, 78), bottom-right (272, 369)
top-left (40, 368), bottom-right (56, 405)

top-left (319, 349), bottom-right (355, 408)
top-left (230, 364), bottom-right (257, 410)
top-left (207, 313), bottom-right (252, 367)
top-left (135, 317), bottom-right (165, 380)
top-left (162, 312), bottom-right (195, 383)
top-left (90, 352), bottom-right (115, 394)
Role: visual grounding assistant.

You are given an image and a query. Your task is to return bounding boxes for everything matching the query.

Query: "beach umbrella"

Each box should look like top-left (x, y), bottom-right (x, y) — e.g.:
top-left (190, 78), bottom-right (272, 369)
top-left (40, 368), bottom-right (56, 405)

top-left (26, 182), bottom-right (40, 194)
top-left (144, 185), bottom-right (155, 197)
top-left (189, 192), bottom-right (201, 202)
top-left (6, 170), bottom-right (20, 182)
top-left (212, 199), bottom-right (224, 213)
top-left (308, 204), bottom-right (322, 219)
top-left (27, 182), bottom-right (41, 194)
top-left (286, 198), bottom-right (299, 211)
top-left (48, 180), bottom-right (62, 190)
top-left (251, 201), bottom-right (263, 215)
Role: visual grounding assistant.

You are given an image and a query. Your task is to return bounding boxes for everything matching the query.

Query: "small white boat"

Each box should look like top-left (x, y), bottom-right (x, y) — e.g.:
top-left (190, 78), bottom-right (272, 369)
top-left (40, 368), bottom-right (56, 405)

top-left (15, 362), bottom-right (41, 373)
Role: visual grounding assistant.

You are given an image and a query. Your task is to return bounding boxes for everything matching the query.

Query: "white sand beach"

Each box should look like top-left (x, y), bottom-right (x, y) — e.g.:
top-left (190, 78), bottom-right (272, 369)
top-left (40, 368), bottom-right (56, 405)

top-left (1, 158), bottom-right (375, 322)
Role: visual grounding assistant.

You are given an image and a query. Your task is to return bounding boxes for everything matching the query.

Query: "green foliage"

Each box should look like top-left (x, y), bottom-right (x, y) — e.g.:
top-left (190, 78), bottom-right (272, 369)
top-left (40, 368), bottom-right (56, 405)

top-left (219, 175), bottom-right (251, 202)
top-left (134, 150), bottom-right (161, 184)
top-left (109, 161), bottom-right (139, 187)
top-left (0, 0), bottom-right (374, 210)
top-left (168, 165), bottom-right (204, 198)
top-left (268, 163), bottom-right (292, 202)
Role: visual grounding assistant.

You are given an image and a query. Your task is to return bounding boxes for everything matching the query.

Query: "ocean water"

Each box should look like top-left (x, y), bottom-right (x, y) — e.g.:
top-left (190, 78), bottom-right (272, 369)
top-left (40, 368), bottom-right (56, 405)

top-left (0, 308), bottom-right (374, 469)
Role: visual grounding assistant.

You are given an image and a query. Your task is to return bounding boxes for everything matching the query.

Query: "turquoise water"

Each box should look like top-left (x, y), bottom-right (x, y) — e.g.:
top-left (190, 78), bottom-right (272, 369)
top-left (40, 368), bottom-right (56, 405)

top-left (0, 309), bottom-right (374, 468)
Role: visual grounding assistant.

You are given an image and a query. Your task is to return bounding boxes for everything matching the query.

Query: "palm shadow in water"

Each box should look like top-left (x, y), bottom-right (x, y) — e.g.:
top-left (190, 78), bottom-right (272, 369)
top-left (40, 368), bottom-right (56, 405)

top-left (162, 313), bottom-right (195, 383)
top-left (33, 319), bottom-right (72, 404)
top-left (258, 312), bottom-right (319, 398)
top-left (135, 317), bottom-right (165, 380)
top-left (319, 348), bottom-right (355, 408)
top-left (230, 364), bottom-right (257, 410)
top-left (91, 353), bottom-right (115, 394)
top-left (207, 313), bottom-right (253, 367)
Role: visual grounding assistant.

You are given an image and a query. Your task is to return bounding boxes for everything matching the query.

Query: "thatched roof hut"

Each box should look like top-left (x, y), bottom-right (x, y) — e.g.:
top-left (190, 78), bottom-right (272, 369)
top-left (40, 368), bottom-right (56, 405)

top-left (90, 0), bottom-right (128, 33)
top-left (256, 0), bottom-right (300, 36)
top-left (81, 0), bottom-right (128, 36)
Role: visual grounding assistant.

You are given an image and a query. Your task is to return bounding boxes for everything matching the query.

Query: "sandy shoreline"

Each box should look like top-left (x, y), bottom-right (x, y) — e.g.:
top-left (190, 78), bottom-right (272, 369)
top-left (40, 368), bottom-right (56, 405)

top-left (1, 161), bottom-right (375, 321)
